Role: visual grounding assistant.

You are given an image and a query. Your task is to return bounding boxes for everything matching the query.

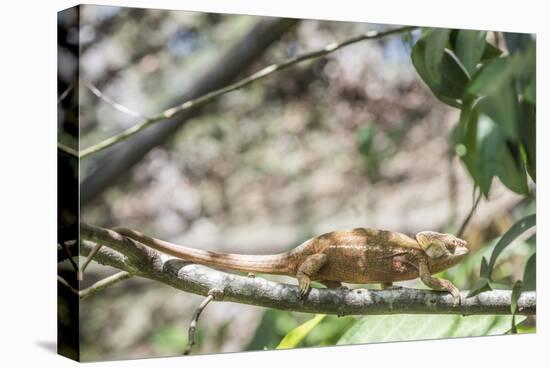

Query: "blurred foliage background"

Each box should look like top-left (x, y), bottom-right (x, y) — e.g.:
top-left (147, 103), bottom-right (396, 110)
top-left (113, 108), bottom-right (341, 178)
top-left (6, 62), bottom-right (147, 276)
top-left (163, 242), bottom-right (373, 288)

top-left (59, 5), bottom-right (535, 361)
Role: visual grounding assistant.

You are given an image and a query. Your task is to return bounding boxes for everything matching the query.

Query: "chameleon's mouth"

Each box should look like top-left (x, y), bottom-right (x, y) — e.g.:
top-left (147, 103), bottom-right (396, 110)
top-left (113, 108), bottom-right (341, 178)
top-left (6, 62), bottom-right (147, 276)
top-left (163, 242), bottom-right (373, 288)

top-left (454, 245), bottom-right (469, 256)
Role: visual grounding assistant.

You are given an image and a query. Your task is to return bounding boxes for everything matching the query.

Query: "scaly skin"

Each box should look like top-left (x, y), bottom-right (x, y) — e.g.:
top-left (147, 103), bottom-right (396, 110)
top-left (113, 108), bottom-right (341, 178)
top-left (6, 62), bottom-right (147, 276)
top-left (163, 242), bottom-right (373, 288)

top-left (112, 227), bottom-right (469, 305)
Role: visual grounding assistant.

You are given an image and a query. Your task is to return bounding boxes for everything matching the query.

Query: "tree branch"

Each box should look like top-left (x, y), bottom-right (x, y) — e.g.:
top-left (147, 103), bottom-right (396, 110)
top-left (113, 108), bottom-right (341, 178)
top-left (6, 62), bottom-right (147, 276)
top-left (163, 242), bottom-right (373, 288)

top-left (184, 291), bottom-right (217, 355)
top-left (80, 223), bottom-right (536, 316)
top-left (79, 25), bottom-right (417, 159)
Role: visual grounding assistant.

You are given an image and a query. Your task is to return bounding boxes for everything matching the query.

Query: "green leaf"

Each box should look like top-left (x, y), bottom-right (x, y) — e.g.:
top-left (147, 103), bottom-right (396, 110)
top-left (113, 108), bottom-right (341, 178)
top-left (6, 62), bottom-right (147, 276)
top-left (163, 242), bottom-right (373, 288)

top-left (424, 28), bottom-right (452, 83)
top-left (476, 116), bottom-right (500, 195)
top-left (467, 277), bottom-right (492, 298)
top-left (468, 56), bottom-right (521, 98)
top-left (302, 315), bottom-right (358, 347)
top-left (477, 82), bottom-right (518, 139)
top-left (510, 314), bottom-right (518, 334)
top-left (480, 256), bottom-right (489, 278)
top-left (480, 42), bottom-right (503, 61)
top-left (524, 78), bottom-right (536, 104)
top-left (454, 97), bottom-right (484, 192)
top-left (337, 314), bottom-right (525, 345)
top-left (453, 94), bottom-right (476, 141)
top-left (511, 280), bottom-right (523, 315)
top-left (503, 33), bottom-right (533, 54)
top-left (515, 322), bottom-right (536, 334)
top-left (522, 253), bottom-right (536, 292)
top-left (498, 144), bottom-right (529, 195)
top-left (456, 112), bottom-right (528, 196)
top-left (487, 215), bottom-right (536, 279)
top-left (150, 326), bottom-right (188, 353)
top-left (517, 43), bottom-right (536, 103)
top-left (277, 314), bottom-right (327, 349)
top-left (510, 280), bottom-right (523, 334)
top-left (455, 30), bottom-right (487, 76)
top-left (477, 115), bottom-right (528, 195)
top-left (517, 100), bottom-right (536, 181)
top-left (412, 38), bottom-right (469, 106)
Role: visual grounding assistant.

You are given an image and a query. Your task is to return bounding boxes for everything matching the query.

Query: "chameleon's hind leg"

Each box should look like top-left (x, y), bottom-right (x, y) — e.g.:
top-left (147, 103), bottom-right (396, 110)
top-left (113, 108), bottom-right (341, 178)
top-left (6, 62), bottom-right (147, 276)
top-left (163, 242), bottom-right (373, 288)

top-left (296, 253), bottom-right (328, 298)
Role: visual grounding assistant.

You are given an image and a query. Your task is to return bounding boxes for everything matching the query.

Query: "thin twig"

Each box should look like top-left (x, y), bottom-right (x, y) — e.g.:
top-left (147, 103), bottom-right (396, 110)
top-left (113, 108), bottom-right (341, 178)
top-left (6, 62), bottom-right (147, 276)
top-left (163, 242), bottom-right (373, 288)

top-left (57, 143), bottom-right (79, 158)
top-left (58, 82), bottom-right (77, 157)
top-left (58, 84), bottom-right (74, 104)
top-left (78, 242), bottom-right (103, 281)
top-left (184, 294), bottom-right (215, 355)
top-left (58, 275), bottom-right (79, 295)
top-left (86, 82), bottom-right (148, 119)
top-left (59, 271), bottom-right (133, 299)
top-left (59, 241), bottom-right (79, 273)
top-left (79, 26), bottom-right (418, 159)
top-left (79, 271), bottom-right (133, 299)
top-left (457, 189), bottom-right (483, 238)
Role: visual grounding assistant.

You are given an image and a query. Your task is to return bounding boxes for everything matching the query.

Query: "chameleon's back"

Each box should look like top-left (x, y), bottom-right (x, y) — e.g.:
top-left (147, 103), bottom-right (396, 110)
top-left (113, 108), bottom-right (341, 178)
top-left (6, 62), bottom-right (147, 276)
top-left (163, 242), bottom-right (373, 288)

top-left (292, 228), bottom-right (425, 284)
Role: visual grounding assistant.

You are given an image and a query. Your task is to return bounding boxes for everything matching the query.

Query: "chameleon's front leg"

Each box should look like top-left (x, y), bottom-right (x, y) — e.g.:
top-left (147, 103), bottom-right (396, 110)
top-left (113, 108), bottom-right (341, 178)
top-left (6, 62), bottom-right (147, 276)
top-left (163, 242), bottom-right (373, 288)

top-left (418, 258), bottom-right (461, 306)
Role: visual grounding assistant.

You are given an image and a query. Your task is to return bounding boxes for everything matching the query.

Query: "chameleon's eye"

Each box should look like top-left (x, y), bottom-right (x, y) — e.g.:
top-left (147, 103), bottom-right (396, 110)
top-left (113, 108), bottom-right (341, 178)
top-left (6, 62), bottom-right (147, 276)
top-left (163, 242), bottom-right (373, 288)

top-left (445, 240), bottom-right (456, 253)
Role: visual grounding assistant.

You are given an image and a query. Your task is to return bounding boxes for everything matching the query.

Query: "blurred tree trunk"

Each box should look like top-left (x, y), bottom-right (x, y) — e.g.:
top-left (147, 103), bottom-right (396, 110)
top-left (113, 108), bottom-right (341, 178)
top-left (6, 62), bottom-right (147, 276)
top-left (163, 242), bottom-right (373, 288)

top-left (81, 17), bottom-right (298, 206)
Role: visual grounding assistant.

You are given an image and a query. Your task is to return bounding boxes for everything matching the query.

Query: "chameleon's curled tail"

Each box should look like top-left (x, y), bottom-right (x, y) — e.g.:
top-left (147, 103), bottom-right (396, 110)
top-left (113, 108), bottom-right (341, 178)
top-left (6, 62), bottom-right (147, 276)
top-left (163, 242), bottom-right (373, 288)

top-left (112, 227), bottom-right (292, 275)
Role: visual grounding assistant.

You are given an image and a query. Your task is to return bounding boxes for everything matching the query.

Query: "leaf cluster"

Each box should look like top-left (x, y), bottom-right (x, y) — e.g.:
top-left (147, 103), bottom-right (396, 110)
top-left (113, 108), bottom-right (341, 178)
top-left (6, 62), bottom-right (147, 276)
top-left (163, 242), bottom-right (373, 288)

top-left (412, 29), bottom-right (535, 196)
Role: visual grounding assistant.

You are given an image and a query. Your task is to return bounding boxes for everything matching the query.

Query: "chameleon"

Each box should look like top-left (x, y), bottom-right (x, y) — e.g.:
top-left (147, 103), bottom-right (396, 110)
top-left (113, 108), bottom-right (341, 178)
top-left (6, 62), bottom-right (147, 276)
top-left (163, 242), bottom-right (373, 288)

top-left (112, 227), bottom-right (469, 305)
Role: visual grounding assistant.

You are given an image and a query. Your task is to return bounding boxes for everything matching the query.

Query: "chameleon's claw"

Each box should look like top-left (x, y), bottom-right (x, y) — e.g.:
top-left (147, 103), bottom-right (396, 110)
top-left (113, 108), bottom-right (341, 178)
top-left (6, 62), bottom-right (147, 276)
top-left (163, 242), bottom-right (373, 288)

top-left (450, 289), bottom-right (461, 306)
top-left (299, 284), bottom-right (310, 299)
top-left (453, 294), bottom-right (462, 307)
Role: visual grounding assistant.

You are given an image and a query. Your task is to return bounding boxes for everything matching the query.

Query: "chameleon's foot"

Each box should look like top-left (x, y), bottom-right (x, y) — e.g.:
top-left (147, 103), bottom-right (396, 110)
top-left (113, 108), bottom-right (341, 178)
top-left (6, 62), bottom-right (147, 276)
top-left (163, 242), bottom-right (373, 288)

top-left (418, 260), bottom-right (462, 307)
top-left (297, 272), bottom-right (311, 299)
top-left (444, 283), bottom-right (461, 306)
top-left (299, 282), bottom-right (310, 299)
top-left (451, 291), bottom-right (462, 307)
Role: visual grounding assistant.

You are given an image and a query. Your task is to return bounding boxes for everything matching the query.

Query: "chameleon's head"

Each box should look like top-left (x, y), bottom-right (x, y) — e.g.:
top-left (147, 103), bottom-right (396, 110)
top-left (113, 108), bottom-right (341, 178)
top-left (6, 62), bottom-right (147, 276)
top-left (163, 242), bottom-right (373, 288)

top-left (415, 231), bottom-right (469, 260)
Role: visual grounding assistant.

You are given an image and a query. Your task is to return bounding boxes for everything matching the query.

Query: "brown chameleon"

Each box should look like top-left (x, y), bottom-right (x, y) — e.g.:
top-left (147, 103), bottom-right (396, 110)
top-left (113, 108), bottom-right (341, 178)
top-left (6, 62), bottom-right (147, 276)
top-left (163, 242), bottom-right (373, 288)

top-left (113, 227), bottom-right (469, 305)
